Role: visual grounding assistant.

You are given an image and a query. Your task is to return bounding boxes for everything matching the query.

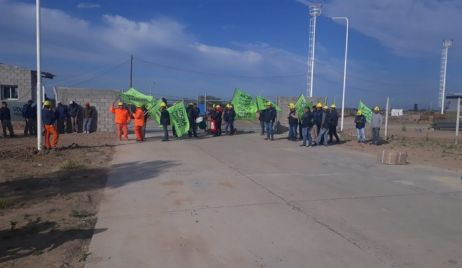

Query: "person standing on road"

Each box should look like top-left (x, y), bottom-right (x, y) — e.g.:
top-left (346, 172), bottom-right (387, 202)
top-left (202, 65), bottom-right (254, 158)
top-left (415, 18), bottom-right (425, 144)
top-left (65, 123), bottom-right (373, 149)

top-left (315, 106), bottom-right (329, 146)
top-left (288, 103), bottom-right (298, 141)
top-left (42, 100), bottom-right (59, 149)
top-left (187, 103), bottom-right (199, 138)
top-left (68, 101), bottom-right (80, 133)
top-left (0, 101), bottom-right (15, 138)
top-left (83, 102), bottom-right (94, 134)
top-left (261, 102), bottom-right (276, 141)
top-left (355, 110), bottom-right (367, 143)
top-left (328, 104), bottom-right (340, 144)
top-left (56, 102), bottom-right (68, 134)
top-left (371, 106), bottom-right (383, 145)
top-left (133, 104), bottom-right (145, 142)
top-left (160, 102), bottom-right (170, 141)
top-left (213, 105), bottom-right (223, 136)
top-left (22, 100), bottom-right (35, 136)
top-left (257, 110), bottom-right (265, 136)
top-left (313, 102), bottom-right (323, 138)
top-left (109, 101), bottom-right (131, 141)
top-left (300, 106), bottom-right (314, 147)
top-left (224, 103), bottom-right (236, 135)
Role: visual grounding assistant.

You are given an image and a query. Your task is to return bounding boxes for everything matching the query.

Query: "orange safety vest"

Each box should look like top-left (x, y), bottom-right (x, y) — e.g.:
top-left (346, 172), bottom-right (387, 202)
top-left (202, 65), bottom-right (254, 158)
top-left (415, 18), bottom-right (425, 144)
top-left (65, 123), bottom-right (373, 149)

top-left (110, 106), bottom-right (130, 124)
top-left (133, 108), bottom-right (145, 127)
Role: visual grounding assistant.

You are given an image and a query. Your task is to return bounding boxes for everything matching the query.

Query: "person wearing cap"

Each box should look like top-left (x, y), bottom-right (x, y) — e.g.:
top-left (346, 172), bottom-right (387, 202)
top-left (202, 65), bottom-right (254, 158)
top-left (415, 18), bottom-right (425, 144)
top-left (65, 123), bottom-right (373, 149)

top-left (187, 103), bottom-right (199, 138)
top-left (223, 103), bottom-right (236, 135)
top-left (212, 104), bottom-right (223, 136)
top-left (42, 100), bottom-right (59, 149)
top-left (68, 100), bottom-right (80, 133)
top-left (83, 102), bottom-right (94, 134)
top-left (313, 102), bottom-right (323, 138)
top-left (0, 101), bottom-right (14, 138)
top-left (315, 105), bottom-right (330, 146)
top-left (328, 104), bottom-right (340, 144)
top-left (109, 101), bottom-right (131, 140)
top-left (22, 100), bottom-right (36, 136)
top-left (133, 104), bottom-right (145, 142)
top-left (300, 105), bottom-right (314, 147)
top-left (354, 110), bottom-right (367, 143)
top-left (371, 106), bottom-right (383, 145)
top-left (160, 102), bottom-right (170, 141)
top-left (56, 102), bottom-right (69, 134)
top-left (261, 102), bottom-right (276, 140)
top-left (287, 103), bottom-right (298, 141)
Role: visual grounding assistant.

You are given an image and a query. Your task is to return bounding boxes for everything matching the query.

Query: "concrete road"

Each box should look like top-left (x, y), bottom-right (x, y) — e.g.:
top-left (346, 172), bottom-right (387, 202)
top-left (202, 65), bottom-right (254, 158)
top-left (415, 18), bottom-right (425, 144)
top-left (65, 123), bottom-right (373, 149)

top-left (86, 132), bottom-right (462, 268)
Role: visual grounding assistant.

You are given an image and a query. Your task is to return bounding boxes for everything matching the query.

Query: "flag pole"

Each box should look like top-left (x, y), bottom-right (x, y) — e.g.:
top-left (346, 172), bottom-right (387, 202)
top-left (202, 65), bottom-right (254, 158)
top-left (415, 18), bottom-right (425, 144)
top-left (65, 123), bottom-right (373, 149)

top-left (36, 0), bottom-right (42, 151)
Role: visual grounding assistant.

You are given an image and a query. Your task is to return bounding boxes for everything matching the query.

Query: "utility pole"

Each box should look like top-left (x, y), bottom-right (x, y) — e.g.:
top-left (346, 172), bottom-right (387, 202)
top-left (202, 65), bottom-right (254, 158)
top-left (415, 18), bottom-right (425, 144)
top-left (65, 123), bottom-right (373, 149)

top-left (385, 97), bottom-right (390, 139)
top-left (456, 97), bottom-right (460, 145)
top-left (438, 40), bottom-right (453, 114)
top-left (36, 0), bottom-right (42, 151)
top-left (306, 4), bottom-right (321, 98)
top-left (129, 54), bottom-right (133, 88)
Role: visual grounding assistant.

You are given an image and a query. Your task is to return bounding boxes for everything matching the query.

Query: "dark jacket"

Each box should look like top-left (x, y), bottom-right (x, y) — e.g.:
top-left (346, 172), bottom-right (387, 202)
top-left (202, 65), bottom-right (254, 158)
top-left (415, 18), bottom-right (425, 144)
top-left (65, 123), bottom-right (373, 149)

top-left (0, 107), bottom-right (11, 121)
top-left (42, 108), bottom-right (57, 125)
top-left (329, 110), bottom-right (339, 128)
top-left (224, 109), bottom-right (236, 122)
top-left (313, 109), bottom-right (323, 125)
top-left (69, 103), bottom-right (80, 117)
top-left (57, 105), bottom-right (69, 120)
top-left (83, 107), bottom-right (94, 119)
top-left (320, 111), bottom-right (329, 129)
top-left (354, 115), bottom-right (366, 129)
top-left (300, 111), bottom-right (314, 128)
top-left (160, 109), bottom-right (170, 126)
top-left (213, 109), bottom-right (223, 123)
top-left (288, 110), bottom-right (298, 126)
top-left (261, 107), bottom-right (276, 123)
top-left (22, 103), bottom-right (34, 119)
top-left (187, 106), bottom-right (199, 124)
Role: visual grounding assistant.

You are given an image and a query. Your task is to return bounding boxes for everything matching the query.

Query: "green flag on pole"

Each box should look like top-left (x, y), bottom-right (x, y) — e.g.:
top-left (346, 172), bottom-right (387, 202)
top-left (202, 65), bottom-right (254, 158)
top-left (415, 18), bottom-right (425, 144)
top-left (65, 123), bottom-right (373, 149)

top-left (358, 100), bottom-right (373, 123)
top-left (231, 89), bottom-right (257, 120)
top-left (120, 88), bottom-right (155, 107)
top-left (295, 95), bottom-right (307, 119)
top-left (147, 99), bottom-right (161, 125)
top-left (167, 102), bottom-right (190, 137)
top-left (255, 96), bottom-right (282, 112)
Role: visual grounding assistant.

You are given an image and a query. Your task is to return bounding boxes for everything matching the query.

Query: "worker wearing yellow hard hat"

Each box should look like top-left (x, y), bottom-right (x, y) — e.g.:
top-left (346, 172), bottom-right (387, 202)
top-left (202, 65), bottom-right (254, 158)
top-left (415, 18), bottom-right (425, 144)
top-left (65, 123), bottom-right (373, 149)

top-left (109, 100), bottom-right (130, 141)
top-left (328, 104), bottom-right (340, 144)
top-left (288, 102), bottom-right (298, 141)
top-left (211, 104), bottom-right (223, 136)
top-left (224, 103), bottom-right (236, 135)
top-left (261, 101), bottom-right (276, 140)
top-left (371, 105), bottom-right (383, 145)
top-left (315, 103), bottom-right (330, 146)
top-left (187, 102), bottom-right (199, 138)
top-left (160, 102), bottom-right (170, 141)
top-left (42, 100), bottom-right (59, 149)
top-left (354, 110), bottom-right (367, 143)
top-left (313, 102), bottom-right (324, 138)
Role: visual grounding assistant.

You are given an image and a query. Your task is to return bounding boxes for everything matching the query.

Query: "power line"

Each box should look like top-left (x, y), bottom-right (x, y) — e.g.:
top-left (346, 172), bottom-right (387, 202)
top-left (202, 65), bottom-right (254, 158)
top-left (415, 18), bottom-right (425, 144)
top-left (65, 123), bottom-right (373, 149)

top-left (67, 60), bottom-right (129, 87)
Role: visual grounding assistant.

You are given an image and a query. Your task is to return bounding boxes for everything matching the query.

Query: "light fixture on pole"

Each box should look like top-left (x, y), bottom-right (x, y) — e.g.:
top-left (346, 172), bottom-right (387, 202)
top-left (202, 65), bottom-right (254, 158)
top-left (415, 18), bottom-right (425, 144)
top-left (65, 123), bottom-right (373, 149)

top-left (36, 0), bottom-right (42, 151)
top-left (438, 39), bottom-right (453, 115)
top-left (306, 4), bottom-right (321, 98)
top-left (331, 16), bottom-right (349, 132)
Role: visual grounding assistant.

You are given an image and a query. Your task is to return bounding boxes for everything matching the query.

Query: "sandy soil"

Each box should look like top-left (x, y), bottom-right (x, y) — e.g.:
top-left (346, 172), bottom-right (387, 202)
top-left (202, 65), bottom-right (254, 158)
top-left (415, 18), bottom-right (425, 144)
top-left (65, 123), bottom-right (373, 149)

top-left (338, 116), bottom-right (462, 172)
top-left (0, 133), bottom-right (116, 268)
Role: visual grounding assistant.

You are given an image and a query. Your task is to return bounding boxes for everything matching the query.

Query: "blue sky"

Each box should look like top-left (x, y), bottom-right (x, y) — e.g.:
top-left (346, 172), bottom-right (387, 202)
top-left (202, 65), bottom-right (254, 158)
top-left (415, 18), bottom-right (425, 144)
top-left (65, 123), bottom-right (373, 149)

top-left (0, 0), bottom-right (461, 108)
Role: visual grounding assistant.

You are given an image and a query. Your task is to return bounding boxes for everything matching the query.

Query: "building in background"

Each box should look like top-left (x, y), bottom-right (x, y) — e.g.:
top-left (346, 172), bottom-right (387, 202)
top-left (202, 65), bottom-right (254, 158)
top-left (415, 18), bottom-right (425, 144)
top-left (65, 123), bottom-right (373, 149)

top-left (446, 93), bottom-right (462, 112)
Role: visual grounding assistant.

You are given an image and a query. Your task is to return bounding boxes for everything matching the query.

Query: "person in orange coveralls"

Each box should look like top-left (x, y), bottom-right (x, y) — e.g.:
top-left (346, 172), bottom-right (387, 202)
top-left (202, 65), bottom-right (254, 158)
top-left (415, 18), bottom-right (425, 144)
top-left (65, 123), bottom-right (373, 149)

top-left (133, 104), bottom-right (145, 142)
top-left (42, 100), bottom-right (59, 149)
top-left (109, 101), bottom-right (130, 140)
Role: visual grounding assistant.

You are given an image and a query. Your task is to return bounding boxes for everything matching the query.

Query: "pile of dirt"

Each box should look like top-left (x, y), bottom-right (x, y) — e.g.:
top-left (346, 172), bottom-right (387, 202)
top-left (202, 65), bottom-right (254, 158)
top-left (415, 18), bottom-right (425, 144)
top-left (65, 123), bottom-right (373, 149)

top-left (0, 133), bottom-right (116, 268)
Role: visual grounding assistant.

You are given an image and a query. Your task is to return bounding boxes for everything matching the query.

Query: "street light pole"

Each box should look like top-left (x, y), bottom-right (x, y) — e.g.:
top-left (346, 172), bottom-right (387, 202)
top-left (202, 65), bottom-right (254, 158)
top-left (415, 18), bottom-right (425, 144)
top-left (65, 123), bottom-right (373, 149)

top-left (332, 16), bottom-right (349, 132)
top-left (36, 0), bottom-right (42, 151)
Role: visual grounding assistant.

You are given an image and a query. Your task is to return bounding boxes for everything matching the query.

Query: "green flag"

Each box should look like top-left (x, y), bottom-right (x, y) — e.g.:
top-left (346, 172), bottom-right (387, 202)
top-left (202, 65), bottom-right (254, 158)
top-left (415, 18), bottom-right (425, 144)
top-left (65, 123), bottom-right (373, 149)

top-left (147, 99), bottom-right (162, 125)
top-left (167, 102), bottom-right (190, 137)
top-left (358, 100), bottom-right (373, 123)
top-left (120, 88), bottom-right (155, 107)
top-left (231, 89), bottom-right (257, 120)
top-left (295, 95), bottom-right (307, 119)
top-left (255, 96), bottom-right (282, 112)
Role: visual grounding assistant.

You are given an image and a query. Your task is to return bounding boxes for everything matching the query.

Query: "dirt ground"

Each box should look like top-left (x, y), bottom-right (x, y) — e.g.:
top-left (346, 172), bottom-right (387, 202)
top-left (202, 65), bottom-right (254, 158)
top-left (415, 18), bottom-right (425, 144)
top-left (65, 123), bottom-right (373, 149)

top-left (338, 116), bottom-right (462, 172)
top-left (0, 132), bottom-right (116, 268)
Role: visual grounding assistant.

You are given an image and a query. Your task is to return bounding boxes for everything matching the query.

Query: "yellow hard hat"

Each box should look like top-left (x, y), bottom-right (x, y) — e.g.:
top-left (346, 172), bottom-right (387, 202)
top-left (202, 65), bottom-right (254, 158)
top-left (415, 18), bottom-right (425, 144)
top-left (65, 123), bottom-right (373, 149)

top-left (266, 102), bottom-right (272, 106)
top-left (160, 102), bottom-right (167, 108)
top-left (331, 104), bottom-right (336, 109)
top-left (316, 102), bottom-right (323, 108)
top-left (44, 100), bottom-right (51, 106)
top-left (357, 110), bottom-right (363, 116)
top-left (323, 105), bottom-right (328, 110)
top-left (216, 105), bottom-right (221, 109)
top-left (288, 103), bottom-right (295, 109)
top-left (374, 106), bottom-right (380, 111)
top-left (117, 101), bottom-right (123, 106)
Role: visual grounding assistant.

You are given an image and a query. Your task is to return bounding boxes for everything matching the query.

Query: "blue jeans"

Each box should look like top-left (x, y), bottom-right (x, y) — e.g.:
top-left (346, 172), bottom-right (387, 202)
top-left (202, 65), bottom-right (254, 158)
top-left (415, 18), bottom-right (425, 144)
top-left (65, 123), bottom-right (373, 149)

top-left (357, 128), bottom-right (366, 142)
top-left (302, 127), bottom-right (312, 146)
top-left (264, 121), bottom-right (274, 139)
top-left (288, 125), bottom-right (297, 140)
top-left (372, 127), bottom-right (380, 144)
top-left (225, 120), bottom-right (234, 134)
top-left (316, 127), bottom-right (329, 145)
top-left (83, 118), bottom-right (92, 133)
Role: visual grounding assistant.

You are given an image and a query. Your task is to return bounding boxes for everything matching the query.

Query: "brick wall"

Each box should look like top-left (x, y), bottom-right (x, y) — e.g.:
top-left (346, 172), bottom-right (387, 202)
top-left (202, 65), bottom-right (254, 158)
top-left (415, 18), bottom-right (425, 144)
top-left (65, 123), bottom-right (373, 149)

top-left (0, 64), bottom-right (33, 102)
top-left (55, 87), bottom-right (120, 132)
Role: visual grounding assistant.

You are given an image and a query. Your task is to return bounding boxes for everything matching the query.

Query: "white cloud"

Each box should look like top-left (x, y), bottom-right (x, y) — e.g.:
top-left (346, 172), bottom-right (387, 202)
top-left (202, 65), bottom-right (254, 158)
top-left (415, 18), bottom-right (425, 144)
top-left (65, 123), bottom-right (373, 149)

top-left (77, 2), bottom-right (101, 9)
